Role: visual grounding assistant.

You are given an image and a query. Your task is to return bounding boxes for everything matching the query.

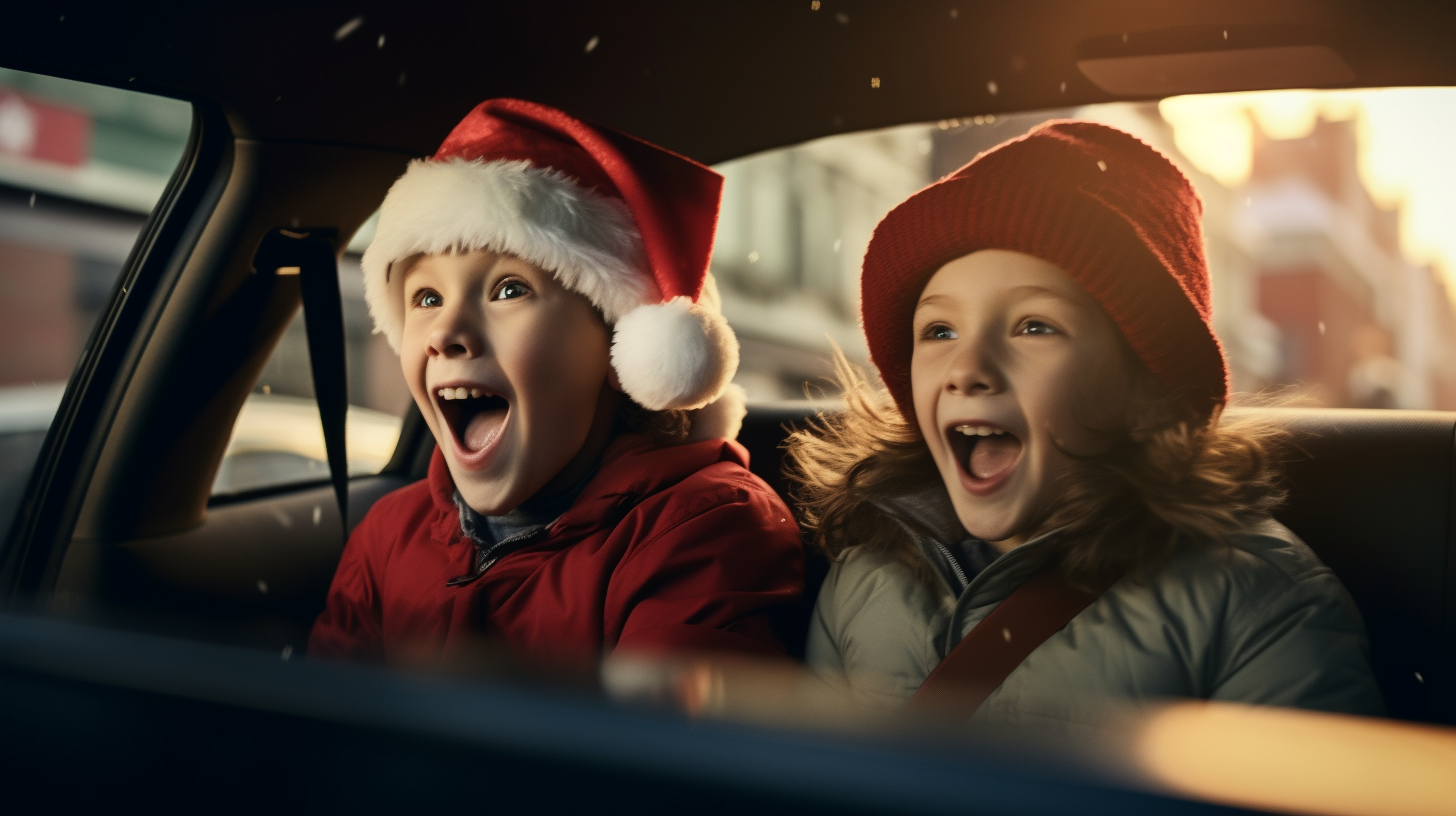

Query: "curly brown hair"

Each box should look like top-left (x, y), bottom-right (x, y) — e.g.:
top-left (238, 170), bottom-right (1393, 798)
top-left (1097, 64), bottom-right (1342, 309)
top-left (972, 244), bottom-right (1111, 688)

top-left (784, 348), bottom-right (1288, 587)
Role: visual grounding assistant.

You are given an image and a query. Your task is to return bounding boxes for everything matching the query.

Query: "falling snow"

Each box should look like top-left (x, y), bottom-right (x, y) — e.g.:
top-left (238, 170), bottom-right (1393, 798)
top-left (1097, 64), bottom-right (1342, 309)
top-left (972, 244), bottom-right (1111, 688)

top-left (811, 0), bottom-right (821, 9)
top-left (585, 35), bottom-right (600, 54)
top-left (334, 16), bottom-right (363, 42)
top-left (987, 80), bottom-right (998, 95)
top-left (748, 251), bottom-right (760, 263)
top-left (950, 8), bottom-right (959, 18)
top-left (1097, 160), bottom-right (1107, 171)
top-left (835, 11), bottom-right (848, 24)
top-left (870, 77), bottom-right (880, 88)
top-left (377, 33), bottom-right (386, 49)
top-left (257, 579), bottom-right (269, 594)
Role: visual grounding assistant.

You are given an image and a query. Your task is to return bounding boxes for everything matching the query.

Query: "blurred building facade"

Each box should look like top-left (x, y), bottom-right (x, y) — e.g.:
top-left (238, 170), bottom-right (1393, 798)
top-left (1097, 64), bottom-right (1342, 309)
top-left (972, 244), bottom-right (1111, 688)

top-left (713, 102), bottom-right (1456, 410)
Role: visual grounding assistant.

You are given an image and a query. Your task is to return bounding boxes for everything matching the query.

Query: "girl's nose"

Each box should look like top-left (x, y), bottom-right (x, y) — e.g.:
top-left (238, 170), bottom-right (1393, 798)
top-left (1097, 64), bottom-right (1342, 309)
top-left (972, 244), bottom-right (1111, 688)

top-left (945, 337), bottom-right (1004, 396)
top-left (427, 303), bottom-right (485, 359)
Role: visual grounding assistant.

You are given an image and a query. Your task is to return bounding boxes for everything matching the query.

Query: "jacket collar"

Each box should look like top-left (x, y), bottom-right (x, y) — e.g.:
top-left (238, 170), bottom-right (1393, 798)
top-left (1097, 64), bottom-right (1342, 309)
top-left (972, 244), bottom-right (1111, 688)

top-left (871, 482), bottom-right (1064, 597)
top-left (427, 433), bottom-right (752, 545)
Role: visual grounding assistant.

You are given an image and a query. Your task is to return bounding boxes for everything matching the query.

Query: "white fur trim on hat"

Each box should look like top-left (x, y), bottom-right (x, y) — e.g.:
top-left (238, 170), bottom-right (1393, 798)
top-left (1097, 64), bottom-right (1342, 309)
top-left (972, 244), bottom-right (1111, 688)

top-left (361, 157), bottom-right (660, 351)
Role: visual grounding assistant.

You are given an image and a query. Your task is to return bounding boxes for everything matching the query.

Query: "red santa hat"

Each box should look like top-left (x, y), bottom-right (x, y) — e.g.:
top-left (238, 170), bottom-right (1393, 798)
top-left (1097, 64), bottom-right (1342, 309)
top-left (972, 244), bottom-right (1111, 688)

top-left (361, 98), bottom-right (741, 433)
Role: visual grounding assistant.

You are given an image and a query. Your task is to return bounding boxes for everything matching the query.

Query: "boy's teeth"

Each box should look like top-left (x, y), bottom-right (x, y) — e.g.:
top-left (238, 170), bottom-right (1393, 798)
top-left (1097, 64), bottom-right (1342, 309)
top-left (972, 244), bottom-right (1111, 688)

top-left (437, 386), bottom-right (492, 401)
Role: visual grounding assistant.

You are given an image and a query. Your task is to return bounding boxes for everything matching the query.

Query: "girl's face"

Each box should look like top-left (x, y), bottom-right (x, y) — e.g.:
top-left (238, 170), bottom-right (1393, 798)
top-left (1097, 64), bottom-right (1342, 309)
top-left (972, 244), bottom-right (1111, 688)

top-left (911, 249), bottom-right (1138, 551)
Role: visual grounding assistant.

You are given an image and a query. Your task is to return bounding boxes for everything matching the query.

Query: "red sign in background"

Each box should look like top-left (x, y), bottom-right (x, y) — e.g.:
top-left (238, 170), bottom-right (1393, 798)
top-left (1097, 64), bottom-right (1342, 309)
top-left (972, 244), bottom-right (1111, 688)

top-left (0, 91), bottom-right (91, 168)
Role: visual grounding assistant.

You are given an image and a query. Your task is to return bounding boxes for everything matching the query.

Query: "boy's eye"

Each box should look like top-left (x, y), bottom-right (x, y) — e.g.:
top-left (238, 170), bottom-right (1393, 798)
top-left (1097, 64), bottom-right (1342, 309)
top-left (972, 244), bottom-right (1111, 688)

top-left (414, 289), bottom-right (443, 308)
top-left (923, 323), bottom-right (958, 341)
top-left (493, 280), bottom-right (530, 301)
top-left (1018, 319), bottom-right (1058, 336)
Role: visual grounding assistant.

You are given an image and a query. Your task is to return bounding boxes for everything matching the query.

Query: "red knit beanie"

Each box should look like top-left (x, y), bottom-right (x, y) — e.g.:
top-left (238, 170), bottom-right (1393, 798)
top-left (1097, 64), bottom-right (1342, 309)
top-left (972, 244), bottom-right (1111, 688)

top-left (861, 119), bottom-right (1229, 424)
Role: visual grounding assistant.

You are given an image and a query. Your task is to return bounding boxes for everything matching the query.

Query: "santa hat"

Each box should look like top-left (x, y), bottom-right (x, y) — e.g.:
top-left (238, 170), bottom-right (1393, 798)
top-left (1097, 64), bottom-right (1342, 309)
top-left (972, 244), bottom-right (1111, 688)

top-left (861, 120), bottom-right (1229, 424)
top-left (362, 98), bottom-right (742, 435)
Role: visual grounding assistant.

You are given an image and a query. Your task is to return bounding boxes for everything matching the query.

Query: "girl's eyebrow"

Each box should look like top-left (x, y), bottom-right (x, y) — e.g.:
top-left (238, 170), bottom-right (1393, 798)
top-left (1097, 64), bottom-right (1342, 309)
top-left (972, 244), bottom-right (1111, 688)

top-left (1006, 283), bottom-right (1077, 303)
top-left (914, 292), bottom-right (953, 313)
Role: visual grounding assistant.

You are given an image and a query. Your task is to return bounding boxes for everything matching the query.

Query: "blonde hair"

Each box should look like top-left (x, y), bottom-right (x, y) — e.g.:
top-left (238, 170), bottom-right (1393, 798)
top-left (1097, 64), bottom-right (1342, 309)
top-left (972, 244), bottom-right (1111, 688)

top-left (785, 349), bottom-right (1287, 586)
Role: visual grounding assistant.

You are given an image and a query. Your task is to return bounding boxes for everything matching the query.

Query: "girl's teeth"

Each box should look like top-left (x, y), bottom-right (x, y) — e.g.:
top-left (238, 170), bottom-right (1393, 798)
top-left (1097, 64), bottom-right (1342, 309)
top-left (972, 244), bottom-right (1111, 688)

top-left (955, 425), bottom-right (1005, 437)
top-left (470, 388), bottom-right (483, 398)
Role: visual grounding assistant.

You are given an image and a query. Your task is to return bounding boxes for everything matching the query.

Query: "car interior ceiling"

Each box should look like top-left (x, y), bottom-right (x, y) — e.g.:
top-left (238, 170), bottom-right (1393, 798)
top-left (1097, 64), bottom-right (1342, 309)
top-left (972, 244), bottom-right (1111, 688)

top-left (2, 1), bottom-right (1455, 732)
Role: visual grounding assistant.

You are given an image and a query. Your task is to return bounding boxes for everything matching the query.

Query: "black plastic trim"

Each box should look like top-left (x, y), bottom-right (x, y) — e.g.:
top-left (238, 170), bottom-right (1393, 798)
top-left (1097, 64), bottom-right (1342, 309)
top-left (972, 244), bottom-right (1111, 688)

top-left (0, 101), bottom-right (234, 605)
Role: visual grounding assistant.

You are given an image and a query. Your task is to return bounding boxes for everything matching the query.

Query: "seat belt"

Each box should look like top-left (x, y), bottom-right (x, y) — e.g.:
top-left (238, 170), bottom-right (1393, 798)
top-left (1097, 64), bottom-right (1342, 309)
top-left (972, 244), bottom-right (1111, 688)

top-left (252, 228), bottom-right (349, 536)
top-left (907, 560), bottom-right (1120, 719)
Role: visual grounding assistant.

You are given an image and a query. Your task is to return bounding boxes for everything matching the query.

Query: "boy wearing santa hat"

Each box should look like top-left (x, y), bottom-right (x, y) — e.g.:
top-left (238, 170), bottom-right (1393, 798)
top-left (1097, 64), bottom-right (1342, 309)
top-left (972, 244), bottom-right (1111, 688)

top-left (309, 99), bottom-right (804, 666)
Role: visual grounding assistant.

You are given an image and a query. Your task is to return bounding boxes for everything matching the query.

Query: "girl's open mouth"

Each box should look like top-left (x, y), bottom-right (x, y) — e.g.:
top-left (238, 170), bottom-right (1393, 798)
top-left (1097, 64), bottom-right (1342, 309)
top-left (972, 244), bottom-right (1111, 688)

top-left (949, 423), bottom-right (1023, 494)
top-left (436, 385), bottom-right (510, 460)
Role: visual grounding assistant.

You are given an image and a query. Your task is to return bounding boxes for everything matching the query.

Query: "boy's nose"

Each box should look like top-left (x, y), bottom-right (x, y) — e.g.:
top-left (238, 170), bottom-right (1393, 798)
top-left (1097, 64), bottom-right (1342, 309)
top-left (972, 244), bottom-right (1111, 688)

top-left (427, 307), bottom-right (485, 359)
top-left (944, 337), bottom-right (1004, 396)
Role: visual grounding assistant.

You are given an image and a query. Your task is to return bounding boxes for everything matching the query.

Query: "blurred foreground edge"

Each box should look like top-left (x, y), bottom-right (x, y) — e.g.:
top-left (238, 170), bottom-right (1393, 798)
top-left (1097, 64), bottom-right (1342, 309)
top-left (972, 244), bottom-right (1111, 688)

top-left (0, 613), bottom-right (1441, 815)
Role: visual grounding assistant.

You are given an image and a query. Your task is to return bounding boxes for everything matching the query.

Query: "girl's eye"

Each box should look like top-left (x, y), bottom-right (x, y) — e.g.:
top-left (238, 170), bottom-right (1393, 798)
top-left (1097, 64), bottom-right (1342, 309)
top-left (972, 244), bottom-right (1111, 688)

top-left (414, 290), bottom-right (442, 308)
top-left (1019, 319), bottom-right (1058, 336)
top-left (493, 280), bottom-right (530, 301)
top-left (922, 323), bottom-right (958, 341)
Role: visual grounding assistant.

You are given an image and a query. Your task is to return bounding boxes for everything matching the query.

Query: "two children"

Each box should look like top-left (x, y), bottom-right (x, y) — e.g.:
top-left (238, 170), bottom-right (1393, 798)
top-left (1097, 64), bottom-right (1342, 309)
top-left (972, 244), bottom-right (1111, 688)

top-left (313, 99), bottom-right (1379, 723)
top-left (309, 99), bottom-right (803, 665)
top-left (788, 121), bottom-right (1383, 722)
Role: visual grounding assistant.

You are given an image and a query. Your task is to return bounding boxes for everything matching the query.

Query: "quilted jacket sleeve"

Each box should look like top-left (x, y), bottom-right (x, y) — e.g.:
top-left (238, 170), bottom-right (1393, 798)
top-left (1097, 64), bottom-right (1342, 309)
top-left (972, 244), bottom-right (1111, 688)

top-left (307, 514), bottom-right (387, 663)
top-left (1208, 530), bottom-right (1385, 716)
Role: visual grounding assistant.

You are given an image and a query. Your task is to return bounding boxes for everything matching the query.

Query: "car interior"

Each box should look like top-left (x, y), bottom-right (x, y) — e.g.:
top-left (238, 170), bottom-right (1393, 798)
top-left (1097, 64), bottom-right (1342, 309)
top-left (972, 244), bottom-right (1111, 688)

top-left (3, 2), bottom-right (1456, 811)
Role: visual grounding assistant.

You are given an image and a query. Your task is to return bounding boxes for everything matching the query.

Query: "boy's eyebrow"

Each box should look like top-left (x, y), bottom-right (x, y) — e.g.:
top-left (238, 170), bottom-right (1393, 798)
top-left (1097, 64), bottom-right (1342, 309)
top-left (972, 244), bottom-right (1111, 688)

top-left (390, 252), bottom-right (428, 284)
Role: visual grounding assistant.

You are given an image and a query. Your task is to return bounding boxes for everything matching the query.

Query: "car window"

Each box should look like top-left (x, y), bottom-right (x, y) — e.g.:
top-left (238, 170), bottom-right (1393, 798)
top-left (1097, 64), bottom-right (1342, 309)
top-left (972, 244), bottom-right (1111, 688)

top-left (0, 69), bottom-right (190, 538)
top-left (717, 90), bottom-right (1456, 410)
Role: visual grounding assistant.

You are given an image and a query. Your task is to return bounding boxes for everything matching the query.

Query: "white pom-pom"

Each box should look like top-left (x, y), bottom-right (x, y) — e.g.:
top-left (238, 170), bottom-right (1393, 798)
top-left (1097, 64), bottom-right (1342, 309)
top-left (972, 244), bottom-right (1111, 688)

top-left (611, 296), bottom-right (739, 411)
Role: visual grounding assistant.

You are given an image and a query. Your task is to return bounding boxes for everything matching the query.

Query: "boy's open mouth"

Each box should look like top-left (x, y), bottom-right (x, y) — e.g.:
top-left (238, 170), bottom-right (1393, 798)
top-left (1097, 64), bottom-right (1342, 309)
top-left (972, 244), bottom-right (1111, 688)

top-left (436, 386), bottom-right (509, 454)
top-left (949, 424), bottom-right (1023, 483)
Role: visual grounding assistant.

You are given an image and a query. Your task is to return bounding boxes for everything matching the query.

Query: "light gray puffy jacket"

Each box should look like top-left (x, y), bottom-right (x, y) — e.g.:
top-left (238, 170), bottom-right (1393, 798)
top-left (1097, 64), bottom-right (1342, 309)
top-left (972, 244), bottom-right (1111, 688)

top-left (806, 485), bottom-right (1384, 725)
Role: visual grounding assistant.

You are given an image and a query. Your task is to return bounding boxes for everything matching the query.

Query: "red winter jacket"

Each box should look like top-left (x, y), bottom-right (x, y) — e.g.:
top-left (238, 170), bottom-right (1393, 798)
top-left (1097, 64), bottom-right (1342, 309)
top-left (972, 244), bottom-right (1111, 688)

top-left (308, 433), bottom-right (804, 666)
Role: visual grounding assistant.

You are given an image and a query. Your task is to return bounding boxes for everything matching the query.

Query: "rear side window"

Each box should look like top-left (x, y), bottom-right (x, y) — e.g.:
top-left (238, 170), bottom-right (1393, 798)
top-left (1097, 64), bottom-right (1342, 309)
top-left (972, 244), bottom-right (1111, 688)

top-left (209, 226), bottom-right (408, 498)
top-left (0, 69), bottom-right (190, 537)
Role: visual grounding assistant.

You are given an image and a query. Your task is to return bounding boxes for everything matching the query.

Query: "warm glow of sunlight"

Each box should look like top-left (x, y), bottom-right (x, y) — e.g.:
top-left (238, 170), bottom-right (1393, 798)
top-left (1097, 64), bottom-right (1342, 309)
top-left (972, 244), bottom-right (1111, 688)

top-left (1138, 702), bottom-right (1456, 816)
top-left (1160, 88), bottom-right (1456, 288)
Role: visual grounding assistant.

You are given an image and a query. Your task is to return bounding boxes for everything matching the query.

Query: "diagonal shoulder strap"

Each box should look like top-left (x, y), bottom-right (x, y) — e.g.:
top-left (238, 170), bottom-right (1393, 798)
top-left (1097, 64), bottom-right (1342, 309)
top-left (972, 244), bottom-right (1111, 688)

top-left (252, 228), bottom-right (348, 537)
top-left (908, 560), bottom-right (1118, 718)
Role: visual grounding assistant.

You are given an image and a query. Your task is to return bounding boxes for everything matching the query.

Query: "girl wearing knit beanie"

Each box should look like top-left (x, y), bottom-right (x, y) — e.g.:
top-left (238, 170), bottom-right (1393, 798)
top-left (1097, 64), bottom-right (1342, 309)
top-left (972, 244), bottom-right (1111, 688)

top-left (786, 121), bottom-right (1382, 723)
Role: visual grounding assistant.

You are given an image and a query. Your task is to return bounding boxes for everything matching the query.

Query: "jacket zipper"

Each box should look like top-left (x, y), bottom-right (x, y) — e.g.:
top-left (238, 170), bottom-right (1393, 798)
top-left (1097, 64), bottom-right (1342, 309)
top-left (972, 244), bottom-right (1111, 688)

top-left (446, 524), bottom-right (552, 587)
top-left (932, 539), bottom-right (970, 592)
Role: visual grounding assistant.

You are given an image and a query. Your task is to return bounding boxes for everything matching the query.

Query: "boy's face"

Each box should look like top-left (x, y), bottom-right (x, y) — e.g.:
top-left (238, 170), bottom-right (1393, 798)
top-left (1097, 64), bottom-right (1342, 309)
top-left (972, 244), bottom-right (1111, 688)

top-left (910, 249), bottom-right (1136, 551)
top-left (399, 249), bottom-right (618, 515)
